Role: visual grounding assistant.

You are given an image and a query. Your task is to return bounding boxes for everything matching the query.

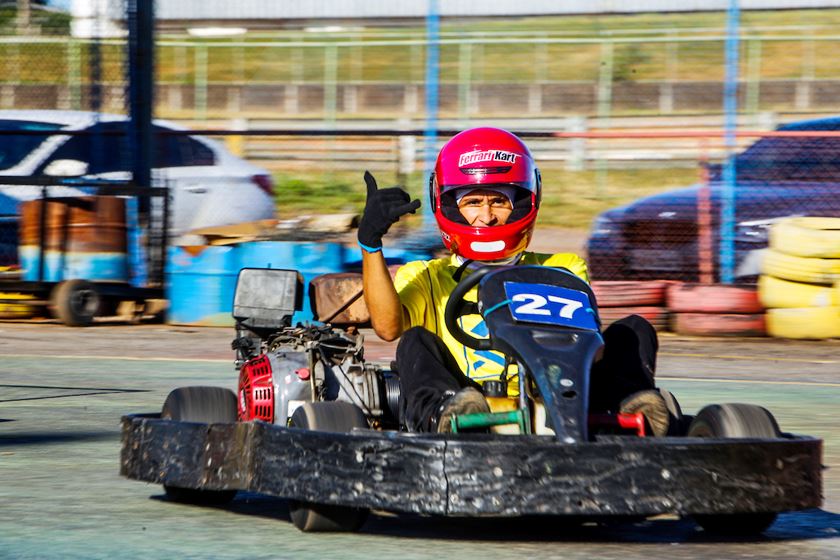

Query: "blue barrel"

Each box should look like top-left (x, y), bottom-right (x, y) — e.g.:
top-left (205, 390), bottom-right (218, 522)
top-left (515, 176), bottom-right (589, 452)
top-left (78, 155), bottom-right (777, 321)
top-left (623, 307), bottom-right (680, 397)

top-left (236, 241), bottom-right (347, 323)
top-left (166, 245), bottom-right (239, 326)
top-left (166, 241), bottom-right (348, 326)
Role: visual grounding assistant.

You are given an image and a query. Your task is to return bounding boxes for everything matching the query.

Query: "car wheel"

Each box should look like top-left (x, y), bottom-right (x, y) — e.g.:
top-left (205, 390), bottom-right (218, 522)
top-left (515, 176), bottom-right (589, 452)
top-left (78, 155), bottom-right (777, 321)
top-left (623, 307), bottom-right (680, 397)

top-left (288, 401), bottom-right (369, 532)
top-left (161, 386), bottom-right (238, 505)
top-left (50, 279), bottom-right (100, 326)
top-left (688, 403), bottom-right (781, 535)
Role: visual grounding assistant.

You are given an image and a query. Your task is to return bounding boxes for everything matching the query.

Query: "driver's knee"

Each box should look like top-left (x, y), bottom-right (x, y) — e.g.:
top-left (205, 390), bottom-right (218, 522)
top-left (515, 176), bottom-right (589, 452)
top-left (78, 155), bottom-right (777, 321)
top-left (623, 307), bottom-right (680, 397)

top-left (607, 314), bottom-right (658, 351)
top-left (395, 326), bottom-right (434, 360)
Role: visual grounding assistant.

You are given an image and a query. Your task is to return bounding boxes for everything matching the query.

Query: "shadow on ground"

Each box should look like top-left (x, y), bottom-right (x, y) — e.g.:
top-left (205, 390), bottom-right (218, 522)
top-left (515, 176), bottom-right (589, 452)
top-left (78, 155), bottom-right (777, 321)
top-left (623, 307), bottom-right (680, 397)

top-left (148, 492), bottom-right (840, 544)
top-left (0, 430), bottom-right (117, 446)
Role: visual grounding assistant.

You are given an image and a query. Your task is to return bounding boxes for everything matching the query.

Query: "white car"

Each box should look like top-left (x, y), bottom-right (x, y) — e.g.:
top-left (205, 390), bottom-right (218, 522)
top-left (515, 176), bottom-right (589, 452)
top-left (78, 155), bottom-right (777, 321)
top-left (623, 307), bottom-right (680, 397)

top-left (0, 110), bottom-right (276, 243)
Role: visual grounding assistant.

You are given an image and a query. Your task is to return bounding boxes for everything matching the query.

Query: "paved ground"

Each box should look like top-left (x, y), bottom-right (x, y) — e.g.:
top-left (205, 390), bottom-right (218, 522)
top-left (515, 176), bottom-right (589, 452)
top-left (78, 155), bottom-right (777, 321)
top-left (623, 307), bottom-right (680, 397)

top-left (0, 321), bottom-right (838, 559)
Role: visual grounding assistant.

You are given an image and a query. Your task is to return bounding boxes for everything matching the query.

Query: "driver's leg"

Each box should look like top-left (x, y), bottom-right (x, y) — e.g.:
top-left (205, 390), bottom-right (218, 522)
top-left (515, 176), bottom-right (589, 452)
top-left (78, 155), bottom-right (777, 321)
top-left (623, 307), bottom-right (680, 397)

top-left (590, 314), bottom-right (658, 411)
top-left (589, 314), bottom-right (678, 436)
top-left (396, 326), bottom-right (484, 432)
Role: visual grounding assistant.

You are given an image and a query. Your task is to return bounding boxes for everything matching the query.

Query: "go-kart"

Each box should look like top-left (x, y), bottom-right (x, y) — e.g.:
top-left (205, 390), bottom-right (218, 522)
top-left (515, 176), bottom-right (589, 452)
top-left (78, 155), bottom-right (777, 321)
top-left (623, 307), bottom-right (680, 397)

top-left (121, 266), bottom-right (822, 534)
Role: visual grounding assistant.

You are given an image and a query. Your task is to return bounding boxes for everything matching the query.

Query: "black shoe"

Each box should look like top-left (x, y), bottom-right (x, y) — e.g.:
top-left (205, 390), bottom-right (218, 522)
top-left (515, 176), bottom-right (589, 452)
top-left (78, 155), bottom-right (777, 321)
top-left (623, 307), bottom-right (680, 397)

top-left (619, 389), bottom-right (671, 437)
top-left (435, 387), bottom-right (491, 433)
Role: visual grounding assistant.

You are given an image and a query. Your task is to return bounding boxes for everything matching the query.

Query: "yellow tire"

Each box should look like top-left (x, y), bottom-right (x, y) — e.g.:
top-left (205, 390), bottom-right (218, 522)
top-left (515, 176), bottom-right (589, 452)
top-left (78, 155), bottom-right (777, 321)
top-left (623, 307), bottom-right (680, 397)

top-left (766, 306), bottom-right (840, 339)
top-left (0, 292), bottom-right (38, 319)
top-left (758, 275), bottom-right (839, 308)
top-left (761, 248), bottom-right (840, 285)
top-left (769, 217), bottom-right (840, 258)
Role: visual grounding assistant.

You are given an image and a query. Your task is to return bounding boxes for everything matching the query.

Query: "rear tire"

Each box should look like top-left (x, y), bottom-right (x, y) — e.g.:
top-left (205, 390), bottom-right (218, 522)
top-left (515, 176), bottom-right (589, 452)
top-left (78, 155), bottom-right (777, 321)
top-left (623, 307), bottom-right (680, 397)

top-left (50, 279), bottom-right (100, 326)
top-left (161, 386), bottom-right (238, 505)
top-left (688, 403), bottom-right (781, 535)
top-left (288, 401), bottom-right (369, 532)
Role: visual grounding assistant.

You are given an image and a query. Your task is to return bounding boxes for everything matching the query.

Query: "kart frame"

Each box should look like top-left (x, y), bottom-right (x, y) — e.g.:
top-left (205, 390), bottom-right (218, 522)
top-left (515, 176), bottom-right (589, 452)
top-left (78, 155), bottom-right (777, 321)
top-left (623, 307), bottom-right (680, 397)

top-left (120, 414), bottom-right (822, 517)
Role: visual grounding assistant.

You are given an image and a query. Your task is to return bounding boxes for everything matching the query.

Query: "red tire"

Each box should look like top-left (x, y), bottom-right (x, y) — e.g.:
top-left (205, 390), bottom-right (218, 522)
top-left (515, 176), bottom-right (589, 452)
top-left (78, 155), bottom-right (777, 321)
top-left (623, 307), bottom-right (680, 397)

top-left (670, 313), bottom-right (766, 337)
top-left (598, 306), bottom-right (669, 331)
top-left (666, 283), bottom-right (763, 314)
top-left (591, 280), bottom-right (669, 308)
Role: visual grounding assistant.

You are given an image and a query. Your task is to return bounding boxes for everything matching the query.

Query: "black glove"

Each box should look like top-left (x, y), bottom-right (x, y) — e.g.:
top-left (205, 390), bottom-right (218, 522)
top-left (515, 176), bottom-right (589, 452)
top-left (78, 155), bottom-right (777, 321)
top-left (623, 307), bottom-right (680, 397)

top-left (358, 171), bottom-right (421, 250)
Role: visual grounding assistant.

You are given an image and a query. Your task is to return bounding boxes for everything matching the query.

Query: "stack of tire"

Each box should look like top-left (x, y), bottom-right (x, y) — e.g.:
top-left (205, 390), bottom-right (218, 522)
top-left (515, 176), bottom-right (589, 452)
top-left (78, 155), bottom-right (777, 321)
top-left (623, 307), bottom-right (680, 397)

top-left (760, 217), bottom-right (840, 339)
top-left (666, 282), bottom-right (765, 336)
top-left (591, 281), bottom-right (670, 331)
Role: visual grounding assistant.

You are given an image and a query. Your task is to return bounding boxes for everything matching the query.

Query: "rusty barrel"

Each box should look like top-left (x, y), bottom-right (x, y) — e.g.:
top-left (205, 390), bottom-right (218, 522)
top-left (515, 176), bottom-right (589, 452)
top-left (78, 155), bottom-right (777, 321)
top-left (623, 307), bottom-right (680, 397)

top-left (19, 196), bottom-right (128, 282)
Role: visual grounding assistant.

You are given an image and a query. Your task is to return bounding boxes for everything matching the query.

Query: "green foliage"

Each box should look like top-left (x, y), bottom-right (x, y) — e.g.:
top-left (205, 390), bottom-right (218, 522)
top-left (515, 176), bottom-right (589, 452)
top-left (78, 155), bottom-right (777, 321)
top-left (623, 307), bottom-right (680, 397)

top-left (270, 166), bottom-right (698, 230)
top-left (613, 44), bottom-right (651, 83)
top-left (273, 175), bottom-right (368, 217)
top-left (0, 6), bottom-right (71, 36)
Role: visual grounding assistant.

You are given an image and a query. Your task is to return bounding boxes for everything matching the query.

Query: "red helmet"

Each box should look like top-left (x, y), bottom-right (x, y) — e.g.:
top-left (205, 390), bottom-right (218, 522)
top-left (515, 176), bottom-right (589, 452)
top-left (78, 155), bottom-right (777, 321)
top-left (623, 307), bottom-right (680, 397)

top-left (430, 127), bottom-right (541, 261)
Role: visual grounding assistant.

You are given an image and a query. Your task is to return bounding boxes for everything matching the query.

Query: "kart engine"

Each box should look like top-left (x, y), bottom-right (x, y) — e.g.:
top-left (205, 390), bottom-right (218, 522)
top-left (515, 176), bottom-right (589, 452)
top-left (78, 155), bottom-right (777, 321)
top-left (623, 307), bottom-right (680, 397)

top-left (236, 325), bottom-right (400, 426)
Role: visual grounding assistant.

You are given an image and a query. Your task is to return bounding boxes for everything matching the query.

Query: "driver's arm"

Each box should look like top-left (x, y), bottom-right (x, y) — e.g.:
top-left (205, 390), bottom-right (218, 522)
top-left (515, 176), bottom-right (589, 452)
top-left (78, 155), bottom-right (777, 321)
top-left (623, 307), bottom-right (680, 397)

top-left (356, 171), bottom-right (419, 342)
top-left (362, 249), bottom-right (405, 341)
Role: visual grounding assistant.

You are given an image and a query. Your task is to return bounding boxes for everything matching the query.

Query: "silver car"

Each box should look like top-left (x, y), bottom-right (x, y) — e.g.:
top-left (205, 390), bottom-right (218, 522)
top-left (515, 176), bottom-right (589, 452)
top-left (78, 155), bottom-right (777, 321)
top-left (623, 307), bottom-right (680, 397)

top-left (0, 110), bottom-right (276, 241)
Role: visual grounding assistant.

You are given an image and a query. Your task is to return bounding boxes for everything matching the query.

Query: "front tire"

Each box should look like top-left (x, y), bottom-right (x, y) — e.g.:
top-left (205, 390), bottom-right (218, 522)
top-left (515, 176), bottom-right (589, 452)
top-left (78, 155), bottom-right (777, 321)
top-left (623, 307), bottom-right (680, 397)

top-left (161, 386), bottom-right (238, 505)
top-left (688, 403), bottom-right (781, 535)
top-left (288, 401), bottom-right (369, 532)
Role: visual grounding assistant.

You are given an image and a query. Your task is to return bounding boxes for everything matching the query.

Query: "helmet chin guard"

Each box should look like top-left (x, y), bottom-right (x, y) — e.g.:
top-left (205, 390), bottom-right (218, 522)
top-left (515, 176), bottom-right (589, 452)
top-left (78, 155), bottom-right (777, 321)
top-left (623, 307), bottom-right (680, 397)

top-left (431, 127), bottom-right (541, 261)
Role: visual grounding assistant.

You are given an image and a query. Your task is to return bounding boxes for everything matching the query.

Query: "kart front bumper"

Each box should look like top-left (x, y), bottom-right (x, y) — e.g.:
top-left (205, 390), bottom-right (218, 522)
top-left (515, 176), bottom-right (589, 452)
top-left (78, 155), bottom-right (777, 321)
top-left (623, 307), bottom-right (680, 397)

top-left (120, 413), bottom-right (822, 517)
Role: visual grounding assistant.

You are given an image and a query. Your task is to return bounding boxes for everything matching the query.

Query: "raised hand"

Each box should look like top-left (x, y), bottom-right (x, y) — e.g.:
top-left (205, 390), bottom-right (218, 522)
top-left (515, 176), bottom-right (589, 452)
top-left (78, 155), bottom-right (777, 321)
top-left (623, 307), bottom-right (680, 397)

top-left (357, 171), bottom-right (421, 250)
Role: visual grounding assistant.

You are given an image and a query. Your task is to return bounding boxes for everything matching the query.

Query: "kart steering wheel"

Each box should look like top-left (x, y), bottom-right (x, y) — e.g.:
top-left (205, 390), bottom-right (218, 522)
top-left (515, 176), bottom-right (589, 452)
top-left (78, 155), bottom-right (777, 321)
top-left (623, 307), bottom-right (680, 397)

top-left (444, 266), bottom-right (495, 351)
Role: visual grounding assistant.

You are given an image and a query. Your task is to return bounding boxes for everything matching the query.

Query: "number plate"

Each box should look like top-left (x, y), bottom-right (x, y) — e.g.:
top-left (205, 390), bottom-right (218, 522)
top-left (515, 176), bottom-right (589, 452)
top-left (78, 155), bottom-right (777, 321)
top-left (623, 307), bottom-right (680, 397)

top-left (502, 282), bottom-right (598, 331)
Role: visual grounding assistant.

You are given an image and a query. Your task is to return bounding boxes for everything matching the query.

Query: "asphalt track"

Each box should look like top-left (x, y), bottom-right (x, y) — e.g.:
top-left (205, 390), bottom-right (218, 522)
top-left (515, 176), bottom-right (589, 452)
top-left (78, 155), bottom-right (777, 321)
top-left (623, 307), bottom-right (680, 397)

top-left (0, 323), bottom-right (838, 559)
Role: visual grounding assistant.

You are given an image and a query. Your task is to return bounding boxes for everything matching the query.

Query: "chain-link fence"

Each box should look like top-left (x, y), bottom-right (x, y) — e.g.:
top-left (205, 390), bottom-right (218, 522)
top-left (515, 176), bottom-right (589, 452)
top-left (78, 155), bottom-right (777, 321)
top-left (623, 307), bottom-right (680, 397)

top-left (0, 0), bottom-right (172, 295)
top-left (3, 5), bottom-right (840, 285)
top-left (584, 127), bottom-right (840, 282)
top-left (1, 2), bottom-right (125, 273)
top-left (151, 29), bottom-right (840, 120)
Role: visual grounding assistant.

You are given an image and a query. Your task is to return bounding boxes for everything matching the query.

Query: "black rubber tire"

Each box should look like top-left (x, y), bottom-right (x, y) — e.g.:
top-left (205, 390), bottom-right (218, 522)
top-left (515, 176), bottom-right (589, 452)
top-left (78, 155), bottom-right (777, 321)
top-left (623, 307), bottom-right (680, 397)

top-left (687, 403), bottom-right (781, 439)
top-left (50, 279), bottom-right (100, 327)
top-left (288, 401), bottom-right (369, 532)
top-left (161, 386), bottom-right (238, 505)
top-left (688, 403), bottom-right (781, 535)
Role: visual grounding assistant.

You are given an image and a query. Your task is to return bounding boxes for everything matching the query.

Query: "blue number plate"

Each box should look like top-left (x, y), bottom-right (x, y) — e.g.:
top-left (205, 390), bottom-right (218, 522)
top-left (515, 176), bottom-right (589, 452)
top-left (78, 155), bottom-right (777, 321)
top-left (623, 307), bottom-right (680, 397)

top-left (503, 282), bottom-right (598, 331)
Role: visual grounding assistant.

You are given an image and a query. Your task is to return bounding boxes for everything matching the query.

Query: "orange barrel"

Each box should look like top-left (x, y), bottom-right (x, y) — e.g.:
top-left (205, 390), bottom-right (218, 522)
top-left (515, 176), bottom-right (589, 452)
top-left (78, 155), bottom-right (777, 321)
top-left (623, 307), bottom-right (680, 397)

top-left (19, 196), bottom-right (128, 282)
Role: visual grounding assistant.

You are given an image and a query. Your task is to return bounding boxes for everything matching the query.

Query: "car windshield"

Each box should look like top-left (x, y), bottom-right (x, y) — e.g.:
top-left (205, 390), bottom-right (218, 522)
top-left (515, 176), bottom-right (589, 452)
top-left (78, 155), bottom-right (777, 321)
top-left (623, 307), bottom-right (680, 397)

top-left (0, 120), bottom-right (64, 171)
top-left (713, 123), bottom-right (840, 182)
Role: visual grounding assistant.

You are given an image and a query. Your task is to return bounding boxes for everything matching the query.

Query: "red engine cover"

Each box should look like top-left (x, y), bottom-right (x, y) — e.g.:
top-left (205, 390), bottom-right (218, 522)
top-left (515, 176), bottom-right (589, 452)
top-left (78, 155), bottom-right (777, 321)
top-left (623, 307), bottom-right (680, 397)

top-left (238, 354), bottom-right (274, 422)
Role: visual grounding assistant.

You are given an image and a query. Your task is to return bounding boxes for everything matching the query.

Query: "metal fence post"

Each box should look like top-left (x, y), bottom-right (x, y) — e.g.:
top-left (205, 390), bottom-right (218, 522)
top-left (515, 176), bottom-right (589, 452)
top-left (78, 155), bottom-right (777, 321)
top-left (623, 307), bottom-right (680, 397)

top-left (194, 43), bottom-right (208, 120)
top-left (324, 44), bottom-right (338, 124)
top-left (720, 0), bottom-right (741, 285)
top-left (596, 41), bottom-right (614, 122)
top-left (795, 37), bottom-right (815, 110)
top-left (458, 41), bottom-right (472, 126)
top-left (595, 41), bottom-right (614, 197)
top-left (1, 42), bottom-right (20, 108)
top-left (67, 39), bottom-right (81, 110)
top-left (660, 31), bottom-right (678, 114)
top-left (127, 0), bottom-right (154, 192)
top-left (745, 38), bottom-right (762, 115)
top-left (423, 0), bottom-right (440, 231)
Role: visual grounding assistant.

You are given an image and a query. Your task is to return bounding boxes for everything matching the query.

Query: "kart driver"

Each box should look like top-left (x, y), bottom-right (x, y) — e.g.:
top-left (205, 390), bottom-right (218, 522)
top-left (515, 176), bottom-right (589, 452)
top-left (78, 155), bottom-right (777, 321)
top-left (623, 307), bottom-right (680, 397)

top-left (358, 127), bottom-right (676, 435)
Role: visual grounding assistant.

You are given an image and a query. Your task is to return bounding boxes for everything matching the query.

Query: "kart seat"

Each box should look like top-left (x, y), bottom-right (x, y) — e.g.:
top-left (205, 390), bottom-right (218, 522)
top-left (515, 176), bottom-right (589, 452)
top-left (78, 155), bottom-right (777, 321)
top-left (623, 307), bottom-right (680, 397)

top-left (309, 272), bottom-right (370, 326)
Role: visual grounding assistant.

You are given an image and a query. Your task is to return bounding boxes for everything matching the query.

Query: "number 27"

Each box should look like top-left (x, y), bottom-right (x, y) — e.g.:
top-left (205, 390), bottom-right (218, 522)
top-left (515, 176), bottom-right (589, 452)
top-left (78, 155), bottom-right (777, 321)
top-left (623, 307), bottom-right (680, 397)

top-left (511, 293), bottom-right (583, 319)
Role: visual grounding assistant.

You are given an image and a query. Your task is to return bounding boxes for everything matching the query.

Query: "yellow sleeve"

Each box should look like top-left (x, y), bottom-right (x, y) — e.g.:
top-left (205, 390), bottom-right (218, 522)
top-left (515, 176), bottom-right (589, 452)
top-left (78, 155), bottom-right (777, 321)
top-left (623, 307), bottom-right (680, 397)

top-left (394, 260), bottom-right (431, 329)
top-left (537, 252), bottom-right (590, 283)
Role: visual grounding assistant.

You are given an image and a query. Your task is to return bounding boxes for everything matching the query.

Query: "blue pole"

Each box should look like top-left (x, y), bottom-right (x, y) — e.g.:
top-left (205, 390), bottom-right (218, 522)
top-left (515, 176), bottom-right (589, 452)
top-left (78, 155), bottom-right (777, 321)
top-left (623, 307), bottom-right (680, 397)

top-left (423, 0), bottom-right (440, 231)
top-left (720, 0), bottom-right (740, 284)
